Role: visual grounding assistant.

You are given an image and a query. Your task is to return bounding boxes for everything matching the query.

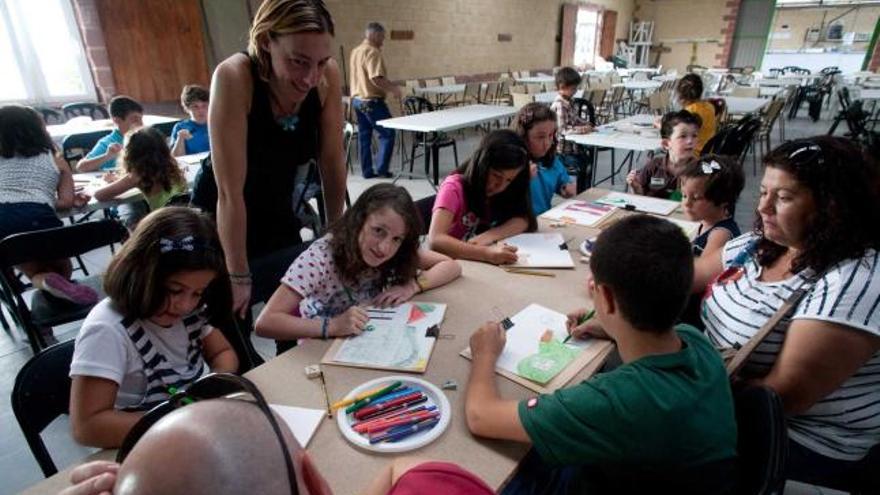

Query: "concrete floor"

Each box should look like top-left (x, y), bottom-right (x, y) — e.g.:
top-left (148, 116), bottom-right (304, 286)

top-left (1, 104), bottom-right (848, 494)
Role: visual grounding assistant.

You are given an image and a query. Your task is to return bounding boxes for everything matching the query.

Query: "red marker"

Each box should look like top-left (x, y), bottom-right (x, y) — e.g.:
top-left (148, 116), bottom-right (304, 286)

top-left (355, 394), bottom-right (426, 420)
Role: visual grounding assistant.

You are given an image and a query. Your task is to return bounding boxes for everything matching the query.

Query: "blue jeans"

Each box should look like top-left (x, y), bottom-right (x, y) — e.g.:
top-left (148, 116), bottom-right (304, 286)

top-left (352, 98), bottom-right (395, 177)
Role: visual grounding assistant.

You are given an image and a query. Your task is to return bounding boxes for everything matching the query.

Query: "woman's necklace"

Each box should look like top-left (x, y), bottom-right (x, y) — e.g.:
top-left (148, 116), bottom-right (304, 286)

top-left (269, 87), bottom-right (302, 132)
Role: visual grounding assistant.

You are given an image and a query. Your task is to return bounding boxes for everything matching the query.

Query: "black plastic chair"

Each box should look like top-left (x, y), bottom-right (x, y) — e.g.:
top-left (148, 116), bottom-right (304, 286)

top-left (733, 385), bottom-right (787, 495)
top-left (61, 129), bottom-right (112, 167)
top-left (35, 107), bottom-right (65, 125)
top-left (11, 339), bottom-right (76, 477)
top-left (414, 195), bottom-right (436, 236)
top-left (0, 220), bottom-right (128, 353)
top-left (402, 96), bottom-right (459, 186)
top-left (62, 102), bottom-right (109, 121)
top-left (151, 120), bottom-right (178, 139)
top-left (572, 97), bottom-right (597, 126)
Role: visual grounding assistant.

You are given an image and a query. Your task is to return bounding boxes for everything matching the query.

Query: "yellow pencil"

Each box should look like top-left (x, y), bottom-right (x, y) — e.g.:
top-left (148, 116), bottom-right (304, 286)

top-left (318, 369), bottom-right (332, 419)
top-left (504, 268), bottom-right (556, 278)
top-left (331, 383), bottom-right (390, 411)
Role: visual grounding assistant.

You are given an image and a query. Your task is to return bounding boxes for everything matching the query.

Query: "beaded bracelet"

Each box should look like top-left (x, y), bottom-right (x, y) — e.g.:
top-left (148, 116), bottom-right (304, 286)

top-left (414, 275), bottom-right (426, 293)
top-left (320, 317), bottom-right (330, 340)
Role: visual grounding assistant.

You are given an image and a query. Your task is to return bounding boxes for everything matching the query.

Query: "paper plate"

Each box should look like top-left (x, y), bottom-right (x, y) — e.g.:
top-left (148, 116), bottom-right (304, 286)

top-left (336, 375), bottom-right (451, 453)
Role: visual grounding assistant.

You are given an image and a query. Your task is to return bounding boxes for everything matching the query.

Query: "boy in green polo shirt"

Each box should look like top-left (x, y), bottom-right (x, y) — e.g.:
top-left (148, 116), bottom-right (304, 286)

top-left (465, 215), bottom-right (737, 493)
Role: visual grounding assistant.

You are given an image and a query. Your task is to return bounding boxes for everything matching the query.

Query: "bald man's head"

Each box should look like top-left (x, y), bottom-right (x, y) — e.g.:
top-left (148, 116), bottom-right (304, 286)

top-left (114, 400), bottom-right (330, 495)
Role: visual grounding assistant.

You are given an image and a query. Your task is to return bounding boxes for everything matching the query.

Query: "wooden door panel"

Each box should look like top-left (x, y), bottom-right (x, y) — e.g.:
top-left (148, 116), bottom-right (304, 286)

top-left (96, 0), bottom-right (209, 103)
top-left (600, 10), bottom-right (617, 59)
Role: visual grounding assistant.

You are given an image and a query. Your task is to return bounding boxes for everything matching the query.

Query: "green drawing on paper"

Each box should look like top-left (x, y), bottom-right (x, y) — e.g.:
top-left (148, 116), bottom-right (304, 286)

top-left (516, 340), bottom-right (579, 384)
top-left (415, 303), bottom-right (435, 313)
top-left (365, 324), bottom-right (376, 332)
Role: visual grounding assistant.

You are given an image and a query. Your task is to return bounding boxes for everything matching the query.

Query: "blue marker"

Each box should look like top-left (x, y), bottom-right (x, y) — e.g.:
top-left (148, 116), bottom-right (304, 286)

top-left (373, 417), bottom-right (440, 444)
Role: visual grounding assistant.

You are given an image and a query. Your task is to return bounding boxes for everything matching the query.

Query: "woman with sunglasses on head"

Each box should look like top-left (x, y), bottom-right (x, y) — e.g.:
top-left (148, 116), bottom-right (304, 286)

top-left (69, 208), bottom-right (238, 448)
top-left (206, 0), bottom-right (347, 321)
top-left (693, 136), bottom-right (880, 491)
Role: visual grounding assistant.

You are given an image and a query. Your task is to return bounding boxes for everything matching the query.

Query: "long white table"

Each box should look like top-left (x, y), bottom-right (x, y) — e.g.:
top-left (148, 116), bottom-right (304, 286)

top-left (533, 89), bottom-right (585, 104)
top-left (48, 114), bottom-right (179, 146)
top-left (612, 80), bottom-right (662, 90)
top-left (59, 152), bottom-right (206, 217)
top-left (724, 96), bottom-right (769, 115)
top-left (565, 114), bottom-right (662, 191)
top-left (377, 104), bottom-right (517, 186)
top-left (515, 75), bottom-right (555, 85)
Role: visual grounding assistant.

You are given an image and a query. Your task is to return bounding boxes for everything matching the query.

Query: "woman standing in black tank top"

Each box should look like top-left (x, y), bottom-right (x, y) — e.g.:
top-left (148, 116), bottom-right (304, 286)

top-left (209, 0), bottom-right (346, 319)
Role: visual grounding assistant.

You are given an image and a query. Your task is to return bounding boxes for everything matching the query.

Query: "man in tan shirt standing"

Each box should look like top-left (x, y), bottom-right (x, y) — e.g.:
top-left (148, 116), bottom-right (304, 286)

top-left (349, 22), bottom-right (401, 179)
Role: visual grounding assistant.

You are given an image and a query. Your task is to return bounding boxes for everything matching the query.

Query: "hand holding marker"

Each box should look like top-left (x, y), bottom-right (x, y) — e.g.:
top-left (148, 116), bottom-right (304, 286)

top-left (563, 309), bottom-right (595, 343)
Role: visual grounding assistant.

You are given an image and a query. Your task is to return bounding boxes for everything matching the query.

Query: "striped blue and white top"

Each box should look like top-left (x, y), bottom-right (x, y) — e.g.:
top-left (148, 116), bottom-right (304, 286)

top-left (703, 233), bottom-right (880, 461)
top-left (71, 299), bottom-right (211, 410)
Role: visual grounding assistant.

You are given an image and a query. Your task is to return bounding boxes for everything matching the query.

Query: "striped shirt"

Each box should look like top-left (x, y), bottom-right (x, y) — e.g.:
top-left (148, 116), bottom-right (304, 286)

top-left (71, 299), bottom-right (212, 409)
top-left (703, 233), bottom-right (880, 461)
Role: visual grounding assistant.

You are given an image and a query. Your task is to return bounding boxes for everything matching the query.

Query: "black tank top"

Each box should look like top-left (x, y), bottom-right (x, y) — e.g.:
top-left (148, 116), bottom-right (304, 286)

top-left (244, 55), bottom-right (321, 258)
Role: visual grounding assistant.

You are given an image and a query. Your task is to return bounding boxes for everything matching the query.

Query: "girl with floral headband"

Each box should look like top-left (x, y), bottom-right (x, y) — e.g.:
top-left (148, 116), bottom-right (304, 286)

top-left (70, 207), bottom-right (238, 448)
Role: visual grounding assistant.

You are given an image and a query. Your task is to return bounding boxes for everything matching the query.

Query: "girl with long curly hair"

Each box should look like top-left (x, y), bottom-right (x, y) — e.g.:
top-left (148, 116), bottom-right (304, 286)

top-left (255, 183), bottom-right (460, 343)
top-left (94, 126), bottom-right (187, 226)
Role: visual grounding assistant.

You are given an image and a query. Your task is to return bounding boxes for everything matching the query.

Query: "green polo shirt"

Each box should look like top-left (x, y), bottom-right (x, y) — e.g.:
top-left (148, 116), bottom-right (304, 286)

top-left (518, 325), bottom-right (736, 468)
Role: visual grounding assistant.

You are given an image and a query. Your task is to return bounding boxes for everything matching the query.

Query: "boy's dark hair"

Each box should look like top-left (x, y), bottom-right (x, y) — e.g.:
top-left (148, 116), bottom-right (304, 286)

top-left (104, 207), bottom-right (232, 327)
top-left (511, 102), bottom-right (557, 165)
top-left (676, 74), bottom-right (704, 103)
top-left (455, 129), bottom-right (537, 233)
top-left (122, 126), bottom-right (186, 195)
top-left (180, 85), bottom-right (210, 109)
top-left (660, 110), bottom-right (701, 139)
top-left (0, 105), bottom-right (55, 158)
top-left (680, 154), bottom-right (745, 213)
top-left (590, 215), bottom-right (694, 333)
top-left (756, 136), bottom-right (880, 275)
top-left (555, 67), bottom-right (582, 89)
top-left (108, 96), bottom-right (144, 120)
top-left (328, 183), bottom-right (422, 287)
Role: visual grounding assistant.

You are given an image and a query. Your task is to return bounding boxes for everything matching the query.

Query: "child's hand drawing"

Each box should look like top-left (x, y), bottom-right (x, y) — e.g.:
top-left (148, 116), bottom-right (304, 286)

top-left (329, 306), bottom-right (369, 337)
top-left (373, 281), bottom-right (418, 307)
top-left (486, 244), bottom-right (518, 265)
top-left (469, 321), bottom-right (506, 360)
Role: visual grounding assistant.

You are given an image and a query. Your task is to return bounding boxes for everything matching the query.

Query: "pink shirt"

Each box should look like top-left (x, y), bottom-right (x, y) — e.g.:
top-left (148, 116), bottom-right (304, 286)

top-left (433, 174), bottom-right (484, 240)
top-left (388, 462), bottom-right (494, 495)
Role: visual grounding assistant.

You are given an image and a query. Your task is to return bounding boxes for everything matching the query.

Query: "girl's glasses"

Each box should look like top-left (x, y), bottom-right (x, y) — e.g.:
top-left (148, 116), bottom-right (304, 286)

top-left (116, 373), bottom-right (299, 495)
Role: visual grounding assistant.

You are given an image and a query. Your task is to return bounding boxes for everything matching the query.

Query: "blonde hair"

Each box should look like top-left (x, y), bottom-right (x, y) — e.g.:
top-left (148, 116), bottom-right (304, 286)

top-left (247, 0), bottom-right (335, 81)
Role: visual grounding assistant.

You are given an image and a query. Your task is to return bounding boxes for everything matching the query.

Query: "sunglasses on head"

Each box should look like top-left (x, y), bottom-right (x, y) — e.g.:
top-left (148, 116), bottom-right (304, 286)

top-left (786, 141), bottom-right (825, 166)
top-left (117, 373), bottom-right (299, 495)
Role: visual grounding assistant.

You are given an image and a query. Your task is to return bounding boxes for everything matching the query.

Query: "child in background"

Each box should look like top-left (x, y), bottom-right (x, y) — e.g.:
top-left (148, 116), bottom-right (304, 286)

top-left (171, 85), bottom-right (210, 157)
top-left (626, 110), bottom-right (700, 199)
top-left (676, 74), bottom-right (716, 154)
top-left (255, 183), bottom-right (461, 343)
top-left (550, 67), bottom-right (593, 175)
top-left (94, 126), bottom-right (187, 227)
top-left (427, 129), bottom-right (536, 265)
top-left (464, 215), bottom-right (737, 493)
top-left (76, 96), bottom-right (144, 172)
top-left (512, 103), bottom-right (576, 216)
top-left (679, 154), bottom-right (744, 258)
top-left (70, 207), bottom-right (238, 448)
top-left (0, 105), bottom-right (93, 304)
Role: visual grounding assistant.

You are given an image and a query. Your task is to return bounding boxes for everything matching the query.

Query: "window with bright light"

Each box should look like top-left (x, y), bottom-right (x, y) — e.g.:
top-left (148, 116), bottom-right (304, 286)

top-left (0, 0), bottom-right (96, 105)
top-left (573, 9), bottom-right (600, 67)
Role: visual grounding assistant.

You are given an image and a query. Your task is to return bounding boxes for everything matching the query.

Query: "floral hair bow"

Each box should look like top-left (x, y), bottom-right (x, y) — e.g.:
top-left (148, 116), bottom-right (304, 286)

top-left (159, 235), bottom-right (196, 253)
top-left (701, 160), bottom-right (721, 175)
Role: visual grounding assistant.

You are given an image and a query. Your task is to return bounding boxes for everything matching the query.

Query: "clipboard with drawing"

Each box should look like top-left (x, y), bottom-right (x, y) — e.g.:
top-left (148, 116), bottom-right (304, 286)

top-left (504, 233), bottom-right (575, 269)
top-left (321, 302), bottom-right (447, 373)
top-left (460, 304), bottom-right (614, 394)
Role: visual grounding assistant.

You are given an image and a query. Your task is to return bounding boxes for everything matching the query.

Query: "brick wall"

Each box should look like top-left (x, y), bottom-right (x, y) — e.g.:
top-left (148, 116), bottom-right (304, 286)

top-left (715, 0), bottom-right (741, 68)
top-left (71, 0), bottom-right (114, 102)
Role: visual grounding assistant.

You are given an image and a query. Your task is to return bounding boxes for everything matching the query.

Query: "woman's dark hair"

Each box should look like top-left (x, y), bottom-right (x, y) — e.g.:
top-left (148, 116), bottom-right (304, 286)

top-left (0, 105), bottom-right (55, 158)
top-left (328, 183), bottom-right (422, 287)
top-left (676, 74), bottom-right (704, 103)
top-left (511, 102), bottom-right (557, 166)
top-left (104, 207), bottom-right (232, 326)
top-left (591, 215), bottom-right (694, 332)
top-left (755, 136), bottom-right (880, 274)
top-left (680, 153), bottom-right (744, 214)
top-left (455, 129), bottom-right (537, 232)
top-left (122, 126), bottom-right (186, 195)
top-left (660, 110), bottom-right (701, 139)
top-left (555, 67), bottom-right (582, 89)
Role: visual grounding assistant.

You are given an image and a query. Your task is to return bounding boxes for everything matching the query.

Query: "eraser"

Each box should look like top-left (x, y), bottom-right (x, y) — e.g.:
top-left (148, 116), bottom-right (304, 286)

top-left (304, 364), bottom-right (322, 379)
